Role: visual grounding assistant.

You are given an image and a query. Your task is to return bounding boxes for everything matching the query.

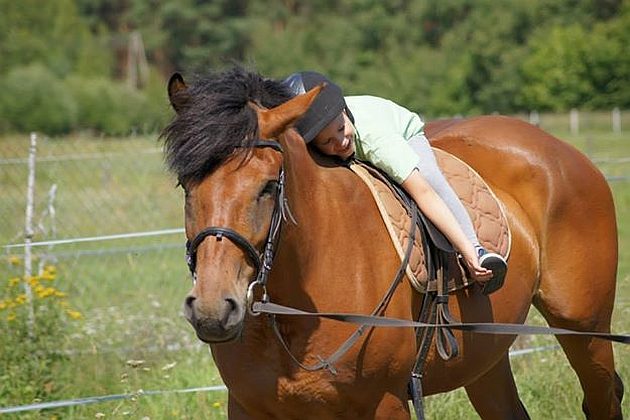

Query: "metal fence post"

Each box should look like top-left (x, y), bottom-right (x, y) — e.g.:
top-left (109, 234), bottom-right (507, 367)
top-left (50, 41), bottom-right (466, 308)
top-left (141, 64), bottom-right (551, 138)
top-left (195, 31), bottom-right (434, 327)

top-left (612, 107), bottom-right (621, 133)
top-left (23, 132), bottom-right (37, 331)
top-left (570, 109), bottom-right (579, 135)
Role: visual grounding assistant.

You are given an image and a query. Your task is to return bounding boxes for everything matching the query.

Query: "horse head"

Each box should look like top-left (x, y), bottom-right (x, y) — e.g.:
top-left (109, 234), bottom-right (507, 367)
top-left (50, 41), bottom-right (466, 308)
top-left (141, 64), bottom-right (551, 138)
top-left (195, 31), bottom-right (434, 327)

top-left (163, 69), bottom-right (321, 343)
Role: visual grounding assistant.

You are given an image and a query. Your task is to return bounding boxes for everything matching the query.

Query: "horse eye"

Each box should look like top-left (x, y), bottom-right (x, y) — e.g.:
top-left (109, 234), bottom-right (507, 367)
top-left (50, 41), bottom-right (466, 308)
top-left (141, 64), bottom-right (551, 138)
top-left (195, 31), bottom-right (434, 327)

top-left (259, 180), bottom-right (279, 198)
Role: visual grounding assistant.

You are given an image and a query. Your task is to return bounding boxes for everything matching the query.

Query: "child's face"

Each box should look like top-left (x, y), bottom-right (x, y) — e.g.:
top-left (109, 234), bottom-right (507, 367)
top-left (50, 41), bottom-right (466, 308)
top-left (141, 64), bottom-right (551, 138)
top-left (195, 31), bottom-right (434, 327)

top-left (312, 112), bottom-right (356, 160)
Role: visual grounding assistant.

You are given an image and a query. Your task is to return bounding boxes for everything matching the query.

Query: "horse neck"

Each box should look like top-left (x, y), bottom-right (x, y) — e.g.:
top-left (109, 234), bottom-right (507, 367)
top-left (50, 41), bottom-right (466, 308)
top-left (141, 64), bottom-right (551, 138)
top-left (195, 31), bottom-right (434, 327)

top-left (270, 131), bottom-right (373, 301)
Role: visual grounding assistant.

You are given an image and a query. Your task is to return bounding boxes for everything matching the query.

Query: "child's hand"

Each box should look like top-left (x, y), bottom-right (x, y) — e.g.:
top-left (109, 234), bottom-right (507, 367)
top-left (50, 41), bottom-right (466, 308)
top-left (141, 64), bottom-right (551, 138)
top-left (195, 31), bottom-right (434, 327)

top-left (461, 248), bottom-right (493, 282)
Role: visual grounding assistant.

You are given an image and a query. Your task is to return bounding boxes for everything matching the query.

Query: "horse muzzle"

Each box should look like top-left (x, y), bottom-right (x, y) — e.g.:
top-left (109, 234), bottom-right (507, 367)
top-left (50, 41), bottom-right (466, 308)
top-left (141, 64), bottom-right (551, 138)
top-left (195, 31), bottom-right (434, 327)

top-left (183, 294), bottom-right (245, 343)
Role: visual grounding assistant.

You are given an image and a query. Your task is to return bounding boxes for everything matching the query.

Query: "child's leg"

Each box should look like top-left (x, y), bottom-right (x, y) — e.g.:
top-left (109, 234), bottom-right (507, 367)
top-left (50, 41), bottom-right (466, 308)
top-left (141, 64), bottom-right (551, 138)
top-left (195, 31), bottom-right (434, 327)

top-left (408, 134), bottom-right (480, 247)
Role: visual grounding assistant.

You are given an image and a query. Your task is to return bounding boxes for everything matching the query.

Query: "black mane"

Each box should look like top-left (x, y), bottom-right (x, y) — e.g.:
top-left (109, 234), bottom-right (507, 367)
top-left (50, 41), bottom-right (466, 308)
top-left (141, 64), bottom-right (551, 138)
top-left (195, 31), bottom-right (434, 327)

top-left (161, 66), bottom-right (292, 184)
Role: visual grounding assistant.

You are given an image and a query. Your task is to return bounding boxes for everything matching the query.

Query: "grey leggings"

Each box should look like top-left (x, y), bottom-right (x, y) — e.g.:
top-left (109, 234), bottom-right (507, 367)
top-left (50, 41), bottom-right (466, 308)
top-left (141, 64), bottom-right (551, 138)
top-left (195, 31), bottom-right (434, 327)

top-left (408, 134), bottom-right (480, 247)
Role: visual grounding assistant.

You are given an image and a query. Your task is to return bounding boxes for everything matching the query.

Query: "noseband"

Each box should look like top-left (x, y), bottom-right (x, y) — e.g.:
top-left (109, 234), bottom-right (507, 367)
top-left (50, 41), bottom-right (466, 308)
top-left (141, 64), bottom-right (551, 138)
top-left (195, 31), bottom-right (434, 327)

top-left (185, 140), bottom-right (288, 308)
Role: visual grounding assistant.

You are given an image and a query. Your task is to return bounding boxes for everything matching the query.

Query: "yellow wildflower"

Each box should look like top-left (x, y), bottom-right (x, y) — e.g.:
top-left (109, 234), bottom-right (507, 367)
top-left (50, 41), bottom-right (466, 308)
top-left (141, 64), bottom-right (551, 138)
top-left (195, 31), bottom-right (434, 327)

top-left (40, 271), bottom-right (56, 281)
top-left (54, 291), bottom-right (66, 298)
top-left (66, 310), bottom-right (83, 320)
top-left (8, 277), bottom-right (20, 287)
top-left (7, 312), bottom-right (16, 321)
top-left (44, 265), bottom-right (56, 274)
top-left (29, 277), bottom-right (40, 287)
top-left (212, 402), bottom-right (222, 409)
top-left (14, 294), bottom-right (27, 305)
top-left (38, 287), bottom-right (55, 299)
top-left (0, 300), bottom-right (6, 310)
top-left (8, 256), bottom-right (21, 266)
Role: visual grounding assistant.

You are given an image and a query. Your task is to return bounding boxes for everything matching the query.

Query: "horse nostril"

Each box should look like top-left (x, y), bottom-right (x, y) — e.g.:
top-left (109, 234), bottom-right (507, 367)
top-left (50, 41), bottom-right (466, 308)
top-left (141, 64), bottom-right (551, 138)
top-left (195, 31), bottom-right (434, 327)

top-left (222, 297), bottom-right (243, 330)
top-left (225, 297), bottom-right (236, 312)
top-left (185, 295), bottom-right (196, 309)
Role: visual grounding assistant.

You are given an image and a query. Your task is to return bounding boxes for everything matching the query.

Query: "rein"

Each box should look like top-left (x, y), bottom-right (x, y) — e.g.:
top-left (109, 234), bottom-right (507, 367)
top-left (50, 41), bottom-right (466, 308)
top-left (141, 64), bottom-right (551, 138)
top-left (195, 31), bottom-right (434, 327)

top-left (252, 301), bottom-right (630, 344)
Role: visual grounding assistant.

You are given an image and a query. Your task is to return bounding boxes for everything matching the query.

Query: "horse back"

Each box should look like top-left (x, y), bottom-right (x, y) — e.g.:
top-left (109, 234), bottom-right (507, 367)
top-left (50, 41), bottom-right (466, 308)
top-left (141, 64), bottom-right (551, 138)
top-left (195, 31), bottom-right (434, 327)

top-left (427, 115), bottom-right (617, 296)
top-left (426, 115), bottom-right (614, 215)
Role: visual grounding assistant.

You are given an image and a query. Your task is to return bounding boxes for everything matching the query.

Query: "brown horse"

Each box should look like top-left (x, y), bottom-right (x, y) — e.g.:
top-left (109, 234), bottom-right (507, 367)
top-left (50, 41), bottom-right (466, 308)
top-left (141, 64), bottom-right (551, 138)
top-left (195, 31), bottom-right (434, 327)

top-left (162, 67), bottom-right (624, 419)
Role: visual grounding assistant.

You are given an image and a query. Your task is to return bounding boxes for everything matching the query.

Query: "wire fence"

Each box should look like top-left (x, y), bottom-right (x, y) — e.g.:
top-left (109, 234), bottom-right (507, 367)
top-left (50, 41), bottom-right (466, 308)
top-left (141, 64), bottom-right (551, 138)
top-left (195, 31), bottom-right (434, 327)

top-left (2, 111), bottom-right (628, 248)
top-left (513, 108), bottom-right (630, 135)
top-left (0, 343), bottom-right (563, 414)
top-left (1, 119), bottom-right (628, 326)
top-left (0, 113), bottom-right (628, 414)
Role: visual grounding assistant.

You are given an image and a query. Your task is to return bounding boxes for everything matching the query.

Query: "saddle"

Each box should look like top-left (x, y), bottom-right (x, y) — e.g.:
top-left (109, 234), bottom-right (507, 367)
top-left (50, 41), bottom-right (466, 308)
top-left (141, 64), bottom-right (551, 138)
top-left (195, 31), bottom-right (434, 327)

top-left (350, 148), bottom-right (512, 420)
top-left (349, 148), bottom-right (511, 293)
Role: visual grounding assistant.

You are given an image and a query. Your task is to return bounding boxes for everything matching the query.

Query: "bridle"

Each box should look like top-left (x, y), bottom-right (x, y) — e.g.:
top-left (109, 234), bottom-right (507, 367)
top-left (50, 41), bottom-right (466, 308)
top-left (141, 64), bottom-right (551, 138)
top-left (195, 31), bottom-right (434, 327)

top-left (184, 139), bottom-right (289, 314)
top-left (182, 136), bottom-right (419, 374)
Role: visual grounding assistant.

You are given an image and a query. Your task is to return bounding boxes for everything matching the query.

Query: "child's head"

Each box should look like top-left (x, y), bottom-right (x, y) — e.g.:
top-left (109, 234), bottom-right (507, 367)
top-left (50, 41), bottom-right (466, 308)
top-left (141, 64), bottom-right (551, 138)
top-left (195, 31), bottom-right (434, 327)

top-left (283, 71), bottom-right (355, 159)
top-left (311, 110), bottom-right (355, 159)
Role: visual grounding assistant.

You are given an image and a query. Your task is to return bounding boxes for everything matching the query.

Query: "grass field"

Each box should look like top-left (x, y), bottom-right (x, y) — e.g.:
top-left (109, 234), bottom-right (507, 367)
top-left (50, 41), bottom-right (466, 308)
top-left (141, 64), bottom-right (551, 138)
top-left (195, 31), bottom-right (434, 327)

top-left (1, 122), bottom-right (628, 418)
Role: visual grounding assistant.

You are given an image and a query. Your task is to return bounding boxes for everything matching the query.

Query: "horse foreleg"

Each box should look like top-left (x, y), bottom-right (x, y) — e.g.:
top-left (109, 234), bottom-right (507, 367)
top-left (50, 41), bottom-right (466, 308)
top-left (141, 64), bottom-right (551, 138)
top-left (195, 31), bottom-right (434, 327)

top-left (464, 355), bottom-right (530, 420)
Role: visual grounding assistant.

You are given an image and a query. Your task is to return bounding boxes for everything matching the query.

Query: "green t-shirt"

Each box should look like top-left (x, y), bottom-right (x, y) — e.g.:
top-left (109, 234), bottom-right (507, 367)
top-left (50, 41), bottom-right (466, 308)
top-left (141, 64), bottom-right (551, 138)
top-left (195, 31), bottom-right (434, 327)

top-left (345, 95), bottom-right (424, 183)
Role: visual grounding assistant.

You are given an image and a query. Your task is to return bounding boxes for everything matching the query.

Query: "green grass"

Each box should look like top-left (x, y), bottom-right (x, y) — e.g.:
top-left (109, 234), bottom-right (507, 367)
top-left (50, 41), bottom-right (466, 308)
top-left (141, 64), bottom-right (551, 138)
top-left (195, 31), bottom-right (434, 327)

top-left (1, 125), bottom-right (628, 418)
top-left (424, 128), bottom-right (630, 419)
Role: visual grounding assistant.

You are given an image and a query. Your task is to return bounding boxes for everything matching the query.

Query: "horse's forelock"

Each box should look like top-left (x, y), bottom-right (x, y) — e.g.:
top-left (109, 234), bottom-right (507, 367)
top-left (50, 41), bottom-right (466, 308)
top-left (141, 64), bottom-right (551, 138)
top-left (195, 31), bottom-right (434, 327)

top-left (161, 66), bottom-right (291, 184)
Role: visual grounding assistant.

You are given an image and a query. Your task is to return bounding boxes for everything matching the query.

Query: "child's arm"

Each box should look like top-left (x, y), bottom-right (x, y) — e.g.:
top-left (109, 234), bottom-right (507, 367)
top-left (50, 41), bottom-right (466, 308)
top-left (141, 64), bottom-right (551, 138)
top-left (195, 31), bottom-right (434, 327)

top-left (402, 169), bottom-right (492, 281)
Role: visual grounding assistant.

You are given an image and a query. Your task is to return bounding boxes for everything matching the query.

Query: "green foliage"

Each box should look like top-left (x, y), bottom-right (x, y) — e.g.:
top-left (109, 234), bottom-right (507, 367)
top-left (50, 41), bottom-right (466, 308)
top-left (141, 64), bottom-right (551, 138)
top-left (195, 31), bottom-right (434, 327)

top-left (520, 25), bottom-right (593, 111)
top-left (1, 0), bottom-right (629, 133)
top-left (0, 64), bottom-right (78, 135)
top-left (520, 8), bottom-right (630, 111)
top-left (66, 73), bottom-right (169, 136)
top-left (0, 0), bottom-right (111, 78)
top-left (0, 65), bottom-right (169, 136)
top-left (0, 263), bottom-right (80, 407)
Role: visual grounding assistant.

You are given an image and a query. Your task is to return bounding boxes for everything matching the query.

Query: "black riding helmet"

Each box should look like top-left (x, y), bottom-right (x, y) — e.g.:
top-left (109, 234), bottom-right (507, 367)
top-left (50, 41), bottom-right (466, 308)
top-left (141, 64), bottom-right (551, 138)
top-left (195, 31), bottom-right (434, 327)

top-left (282, 71), bottom-right (354, 143)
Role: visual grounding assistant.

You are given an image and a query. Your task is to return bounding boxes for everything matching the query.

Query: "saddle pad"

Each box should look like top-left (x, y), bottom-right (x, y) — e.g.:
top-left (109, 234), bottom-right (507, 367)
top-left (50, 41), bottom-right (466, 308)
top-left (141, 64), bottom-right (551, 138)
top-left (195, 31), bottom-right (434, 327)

top-left (349, 148), bottom-right (511, 293)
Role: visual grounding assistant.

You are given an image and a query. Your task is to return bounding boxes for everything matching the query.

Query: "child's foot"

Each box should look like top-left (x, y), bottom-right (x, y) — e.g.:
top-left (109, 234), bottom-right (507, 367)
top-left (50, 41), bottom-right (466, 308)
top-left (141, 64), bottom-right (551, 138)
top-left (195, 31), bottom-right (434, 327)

top-left (476, 247), bottom-right (507, 295)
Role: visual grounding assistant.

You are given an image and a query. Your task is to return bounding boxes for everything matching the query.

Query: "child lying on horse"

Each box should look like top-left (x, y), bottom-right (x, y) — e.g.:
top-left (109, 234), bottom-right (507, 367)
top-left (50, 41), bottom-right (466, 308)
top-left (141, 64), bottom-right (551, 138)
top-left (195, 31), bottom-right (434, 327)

top-left (283, 71), bottom-right (507, 294)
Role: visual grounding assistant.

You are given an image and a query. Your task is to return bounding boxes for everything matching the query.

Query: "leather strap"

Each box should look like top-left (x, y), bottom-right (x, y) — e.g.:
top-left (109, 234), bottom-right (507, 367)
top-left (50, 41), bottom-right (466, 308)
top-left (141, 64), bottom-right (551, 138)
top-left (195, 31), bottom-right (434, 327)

top-left (184, 139), bottom-right (284, 282)
top-left (251, 301), bottom-right (630, 344)
top-left (186, 227), bottom-right (261, 276)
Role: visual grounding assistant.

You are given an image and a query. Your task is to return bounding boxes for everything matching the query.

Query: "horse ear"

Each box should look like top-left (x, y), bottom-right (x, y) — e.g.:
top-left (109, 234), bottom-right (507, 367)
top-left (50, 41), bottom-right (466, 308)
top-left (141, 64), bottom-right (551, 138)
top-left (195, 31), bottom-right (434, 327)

top-left (168, 73), bottom-right (190, 113)
top-left (257, 85), bottom-right (323, 139)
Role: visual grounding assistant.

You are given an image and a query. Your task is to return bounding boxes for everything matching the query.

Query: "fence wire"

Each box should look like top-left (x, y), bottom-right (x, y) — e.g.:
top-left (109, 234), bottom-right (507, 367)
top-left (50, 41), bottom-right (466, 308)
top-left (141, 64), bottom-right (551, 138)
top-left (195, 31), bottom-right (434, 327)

top-left (0, 119), bottom-right (628, 413)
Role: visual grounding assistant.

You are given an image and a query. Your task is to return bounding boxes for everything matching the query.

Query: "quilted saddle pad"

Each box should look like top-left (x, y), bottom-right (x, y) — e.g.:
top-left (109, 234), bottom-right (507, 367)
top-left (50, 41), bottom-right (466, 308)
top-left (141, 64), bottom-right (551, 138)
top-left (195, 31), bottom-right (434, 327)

top-left (349, 148), bottom-right (511, 293)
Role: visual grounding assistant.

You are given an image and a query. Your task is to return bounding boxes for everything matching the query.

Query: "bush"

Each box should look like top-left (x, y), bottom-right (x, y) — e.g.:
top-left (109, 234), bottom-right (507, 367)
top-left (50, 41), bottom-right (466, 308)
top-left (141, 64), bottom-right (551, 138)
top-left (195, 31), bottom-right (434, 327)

top-left (0, 260), bottom-right (82, 407)
top-left (66, 74), bottom-right (170, 136)
top-left (0, 65), bottom-right (170, 136)
top-left (0, 64), bottom-right (77, 135)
